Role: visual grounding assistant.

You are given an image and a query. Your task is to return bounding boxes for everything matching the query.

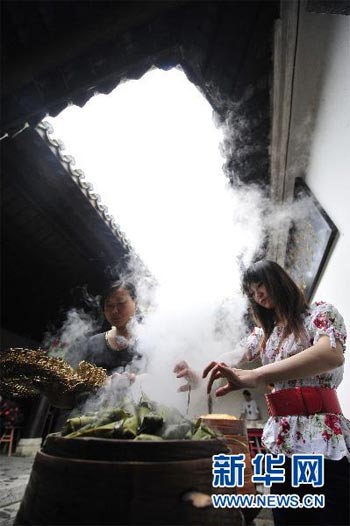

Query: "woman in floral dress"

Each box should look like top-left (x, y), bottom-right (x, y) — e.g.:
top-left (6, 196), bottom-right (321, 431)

top-left (204, 259), bottom-right (349, 526)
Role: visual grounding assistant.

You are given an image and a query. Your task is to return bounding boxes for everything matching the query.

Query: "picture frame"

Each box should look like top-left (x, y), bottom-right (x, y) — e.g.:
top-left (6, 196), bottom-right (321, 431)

top-left (285, 177), bottom-right (338, 301)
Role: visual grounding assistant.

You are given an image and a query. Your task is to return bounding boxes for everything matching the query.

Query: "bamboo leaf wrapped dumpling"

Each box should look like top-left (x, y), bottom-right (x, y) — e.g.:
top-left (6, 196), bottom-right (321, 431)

top-left (65, 422), bottom-right (116, 438)
top-left (62, 416), bottom-right (97, 435)
top-left (155, 404), bottom-right (185, 426)
top-left (114, 415), bottom-right (138, 439)
top-left (60, 394), bottom-right (225, 441)
top-left (95, 408), bottom-right (129, 427)
top-left (138, 413), bottom-right (164, 435)
top-left (191, 421), bottom-right (222, 441)
top-left (161, 422), bottom-right (193, 440)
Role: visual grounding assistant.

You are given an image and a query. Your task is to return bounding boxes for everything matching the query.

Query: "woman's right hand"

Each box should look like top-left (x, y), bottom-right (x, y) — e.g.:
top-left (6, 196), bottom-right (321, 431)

top-left (203, 361), bottom-right (260, 395)
top-left (173, 360), bottom-right (200, 392)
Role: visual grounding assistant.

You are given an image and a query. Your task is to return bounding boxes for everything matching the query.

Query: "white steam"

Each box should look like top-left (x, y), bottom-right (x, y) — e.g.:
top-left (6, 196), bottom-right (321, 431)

top-left (43, 308), bottom-right (99, 367)
top-left (42, 67), bottom-right (317, 418)
top-left (125, 189), bottom-right (315, 414)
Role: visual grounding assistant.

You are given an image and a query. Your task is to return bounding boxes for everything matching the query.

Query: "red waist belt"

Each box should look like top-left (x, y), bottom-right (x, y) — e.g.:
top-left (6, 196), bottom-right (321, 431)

top-left (265, 387), bottom-right (342, 417)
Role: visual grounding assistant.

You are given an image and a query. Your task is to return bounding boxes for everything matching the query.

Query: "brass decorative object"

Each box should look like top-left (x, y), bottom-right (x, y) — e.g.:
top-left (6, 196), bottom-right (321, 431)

top-left (0, 347), bottom-right (107, 398)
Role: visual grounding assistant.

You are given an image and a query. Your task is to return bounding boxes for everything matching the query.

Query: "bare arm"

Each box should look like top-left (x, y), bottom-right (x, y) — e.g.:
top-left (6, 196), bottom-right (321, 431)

top-left (203, 336), bottom-right (344, 396)
top-left (254, 336), bottom-right (343, 384)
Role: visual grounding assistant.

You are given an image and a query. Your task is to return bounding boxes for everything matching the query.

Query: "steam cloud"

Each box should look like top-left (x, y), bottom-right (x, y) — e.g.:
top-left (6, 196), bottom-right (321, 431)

top-left (42, 67), bottom-right (316, 418)
top-left (43, 308), bottom-right (99, 367)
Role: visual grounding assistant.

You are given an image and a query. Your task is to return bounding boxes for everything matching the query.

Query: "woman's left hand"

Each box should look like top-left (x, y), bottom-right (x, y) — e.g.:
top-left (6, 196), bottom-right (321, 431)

top-left (202, 362), bottom-right (260, 396)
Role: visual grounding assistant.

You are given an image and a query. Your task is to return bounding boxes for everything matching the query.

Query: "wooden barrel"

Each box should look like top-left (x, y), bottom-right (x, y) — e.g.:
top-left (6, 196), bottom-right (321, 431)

top-left (15, 434), bottom-right (245, 525)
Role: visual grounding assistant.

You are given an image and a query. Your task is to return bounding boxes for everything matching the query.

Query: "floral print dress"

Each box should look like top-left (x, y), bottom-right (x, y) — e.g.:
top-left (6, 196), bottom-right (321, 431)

top-left (246, 301), bottom-right (350, 460)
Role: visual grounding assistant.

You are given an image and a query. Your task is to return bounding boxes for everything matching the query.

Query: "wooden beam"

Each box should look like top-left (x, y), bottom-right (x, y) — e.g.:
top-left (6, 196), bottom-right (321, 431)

top-left (268, 0), bottom-right (299, 264)
top-left (2, 2), bottom-right (183, 96)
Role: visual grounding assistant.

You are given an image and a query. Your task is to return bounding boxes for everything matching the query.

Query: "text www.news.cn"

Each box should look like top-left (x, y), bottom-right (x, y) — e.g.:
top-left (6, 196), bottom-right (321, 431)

top-left (212, 493), bottom-right (325, 509)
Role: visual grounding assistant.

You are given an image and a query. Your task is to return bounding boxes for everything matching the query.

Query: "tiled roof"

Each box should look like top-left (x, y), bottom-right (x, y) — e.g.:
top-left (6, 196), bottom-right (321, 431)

top-left (37, 119), bottom-right (133, 254)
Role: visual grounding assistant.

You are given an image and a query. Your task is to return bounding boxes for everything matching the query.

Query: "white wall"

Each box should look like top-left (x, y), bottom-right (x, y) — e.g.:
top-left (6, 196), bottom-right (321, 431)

top-left (287, 2), bottom-right (350, 416)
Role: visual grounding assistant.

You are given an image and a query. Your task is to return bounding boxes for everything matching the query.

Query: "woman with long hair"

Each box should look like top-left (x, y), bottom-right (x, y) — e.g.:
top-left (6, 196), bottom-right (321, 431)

top-left (203, 259), bottom-right (349, 526)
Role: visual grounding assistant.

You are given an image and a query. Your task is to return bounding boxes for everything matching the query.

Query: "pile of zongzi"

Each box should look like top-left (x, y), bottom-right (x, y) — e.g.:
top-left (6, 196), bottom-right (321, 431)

top-left (62, 394), bottom-right (221, 441)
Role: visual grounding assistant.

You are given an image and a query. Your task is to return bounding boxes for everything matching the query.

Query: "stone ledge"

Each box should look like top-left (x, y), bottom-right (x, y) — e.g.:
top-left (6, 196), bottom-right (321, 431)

top-left (14, 438), bottom-right (41, 457)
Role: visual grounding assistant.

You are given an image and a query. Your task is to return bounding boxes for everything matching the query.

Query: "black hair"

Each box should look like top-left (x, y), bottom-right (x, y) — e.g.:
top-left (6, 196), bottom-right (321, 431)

top-left (243, 390), bottom-right (251, 396)
top-left (242, 259), bottom-right (308, 344)
top-left (100, 280), bottom-right (137, 310)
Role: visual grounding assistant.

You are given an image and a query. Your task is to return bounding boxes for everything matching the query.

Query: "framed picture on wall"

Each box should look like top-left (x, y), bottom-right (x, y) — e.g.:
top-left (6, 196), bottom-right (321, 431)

top-left (285, 177), bottom-right (338, 301)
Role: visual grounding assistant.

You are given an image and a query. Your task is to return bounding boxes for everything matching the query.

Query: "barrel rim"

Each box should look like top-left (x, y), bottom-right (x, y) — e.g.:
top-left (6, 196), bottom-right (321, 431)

top-left (45, 432), bottom-right (228, 447)
top-left (37, 449), bottom-right (225, 467)
top-left (42, 433), bottom-right (230, 462)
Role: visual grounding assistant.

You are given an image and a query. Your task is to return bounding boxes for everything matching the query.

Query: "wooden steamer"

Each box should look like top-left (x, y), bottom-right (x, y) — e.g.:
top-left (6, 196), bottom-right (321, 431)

top-left (15, 433), bottom-right (245, 525)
